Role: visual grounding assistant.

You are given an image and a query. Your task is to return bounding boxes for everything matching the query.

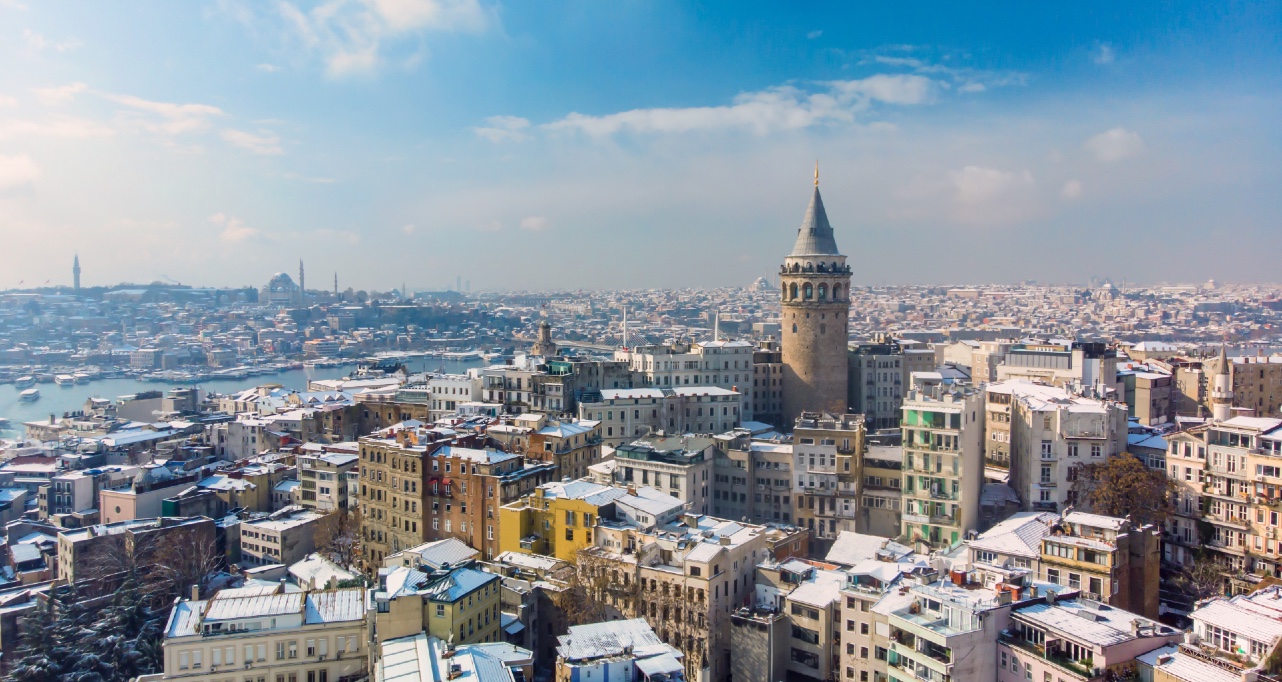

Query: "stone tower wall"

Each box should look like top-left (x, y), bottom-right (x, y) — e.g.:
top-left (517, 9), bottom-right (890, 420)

top-left (781, 268), bottom-right (850, 424)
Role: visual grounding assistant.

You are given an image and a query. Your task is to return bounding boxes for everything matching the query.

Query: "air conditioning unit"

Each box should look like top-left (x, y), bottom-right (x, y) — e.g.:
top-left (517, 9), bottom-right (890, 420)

top-left (245, 662), bottom-right (252, 669)
top-left (319, 654), bottom-right (327, 661)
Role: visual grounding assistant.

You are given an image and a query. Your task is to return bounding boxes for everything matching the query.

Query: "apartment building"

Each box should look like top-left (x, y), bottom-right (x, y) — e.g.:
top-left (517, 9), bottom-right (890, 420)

top-left (792, 413), bottom-right (865, 545)
top-left (1165, 416), bottom-right (1282, 582)
top-left (498, 481), bottom-right (683, 563)
top-left (578, 386), bottom-right (743, 447)
top-left (753, 340), bottom-right (784, 427)
top-left (995, 340), bottom-right (1121, 395)
top-left (616, 339), bottom-right (756, 421)
top-left (998, 596), bottom-right (1180, 682)
top-left (1140, 587), bottom-right (1282, 682)
top-left (240, 507), bottom-right (325, 568)
top-left (614, 435), bottom-right (714, 514)
top-left (860, 438), bottom-right (903, 538)
top-left (518, 414), bottom-right (603, 481)
top-left (1206, 353), bottom-right (1282, 418)
top-left (580, 512), bottom-right (771, 682)
top-left (296, 450), bottom-right (357, 511)
top-left (555, 618), bottom-right (685, 682)
top-left (984, 380), bottom-right (1129, 513)
top-left (1039, 512), bottom-right (1161, 618)
top-left (711, 430), bottom-right (795, 525)
top-left (900, 386), bottom-right (983, 550)
top-left (1163, 428), bottom-right (1208, 570)
top-left (58, 516), bottom-right (215, 583)
top-left (358, 422), bottom-right (557, 569)
top-left (375, 633), bottom-right (533, 682)
top-left (155, 584), bottom-right (367, 682)
top-left (848, 340), bottom-right (935, 431)
top-left (837, 558), bottom-right (935, 682)
top-left (372, 561), bottom-right (502, 646)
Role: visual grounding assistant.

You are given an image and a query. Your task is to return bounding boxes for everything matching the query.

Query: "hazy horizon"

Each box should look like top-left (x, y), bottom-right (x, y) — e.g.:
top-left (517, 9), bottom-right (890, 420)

top-left (2, 2), bottom-right (1280, 290)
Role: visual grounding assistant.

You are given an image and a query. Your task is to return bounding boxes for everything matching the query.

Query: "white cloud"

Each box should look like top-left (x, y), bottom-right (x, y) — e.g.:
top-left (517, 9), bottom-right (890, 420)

top-left (0, 96), bottom-right (17, 108)
top-left (256, 63), bottom-right (282, 73)
top-left (0, 116), bottom-right (114, 140)
top-left (273, 0), bottom-right (492, 77)
top-left (402, 224), bottom-right (416, 235)
top-left (474, 115), bottom-right (530, 142)
top-left (209, 212), bottom-right (259, 242)
top-left (519, 216), bottom-right (548, 231)
top-left (221, 128), bottom-right (284, 155)
top-left (1085, 127), bottom-right (1143, 162)
top-left (284, 172), bottom-right (336, 183)
top-left (950, 166), bottom-right (1033, 204)
top-left (1093, 43), bottom-right (1115, 65)
top-left (0, 154), bottom-right (39, 189)
top-left (33, 82), bottom-right (87, 106)
top-left (806, 30), bottom-right (822, 39)
top-left (106, 93), bottom-right (225, 135)
top-left (945, 165), bottom-right (1037, 225)
top-left (1061, 179), bottom-right (1083, 199)
top-left (23, 28), bottom-right (80, 52)
top-left (543, 76), bottom-right (934, 138)
top-left (829, 74), bottom-right (935, 105)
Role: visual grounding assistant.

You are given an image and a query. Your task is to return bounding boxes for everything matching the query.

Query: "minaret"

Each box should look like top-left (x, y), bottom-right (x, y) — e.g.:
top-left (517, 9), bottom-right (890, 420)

top-left (1212, 344), bottom-right (1234, 421)
top-left (72, 254), bottom-right (81, 294)
top-left (334, 272), bottom-right (338, 295)
top-left (298, 259), bottom-right (305, 305)
top-left (780, 163), bottom-right (851, 426)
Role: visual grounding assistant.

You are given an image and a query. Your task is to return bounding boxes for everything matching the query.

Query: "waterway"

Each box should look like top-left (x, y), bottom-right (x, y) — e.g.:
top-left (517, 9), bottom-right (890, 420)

top-left (0, 356), bottom-right (487, 437)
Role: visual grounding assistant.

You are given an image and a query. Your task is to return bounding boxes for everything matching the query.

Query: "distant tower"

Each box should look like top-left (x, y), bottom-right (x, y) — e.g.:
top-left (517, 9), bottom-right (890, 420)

top-left (72, 254), bottom-right (81, 293)
top-left (334, 272), bottom-right (338, 295)
top-left (1212, 344), bottom-right (1234, 421)
top-left (531, 320), bottom-right (557, 357)
top-left (298, 259), bottom-right (305, 305)
top-left (780, 163), bottom-right (851, 425)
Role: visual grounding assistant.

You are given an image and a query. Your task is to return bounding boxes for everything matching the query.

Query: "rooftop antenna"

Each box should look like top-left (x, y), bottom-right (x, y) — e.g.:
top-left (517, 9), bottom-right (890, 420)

top-left (622, 307), bottom-right (629, 351)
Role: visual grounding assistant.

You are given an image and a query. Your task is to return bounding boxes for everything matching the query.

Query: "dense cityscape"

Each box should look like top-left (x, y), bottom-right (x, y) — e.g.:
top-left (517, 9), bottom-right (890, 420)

top-left (3, 4), bottom-right (1280, 682)
top-left (0, 177), bottom-right (1281, 682)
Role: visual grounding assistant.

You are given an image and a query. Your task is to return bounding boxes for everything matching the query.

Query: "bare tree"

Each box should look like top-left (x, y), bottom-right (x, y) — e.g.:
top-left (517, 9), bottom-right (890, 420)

top-left (314, 508), bottom-right (362, 569)
top-left (150, 525), bottom-right (225, 602)
top-left (1175, 555), bottom-right (1228, 603)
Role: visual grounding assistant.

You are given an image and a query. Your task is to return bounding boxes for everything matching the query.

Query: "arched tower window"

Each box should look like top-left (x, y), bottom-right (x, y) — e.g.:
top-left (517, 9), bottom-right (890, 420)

top-left (817, 283), bottom-right (827, 300)
top-left (792, 324), bottom-right (798, 333)
top-left (833, 284), bottom-right (843, 300)
top-left (789, 283), bottom-right (798, 300)
top-left (782, 284), bottom-right (787, 300)
top-left (817, 262), bottom-right (827, 273)
top-left (804, 262), bottom-right (814, 272)
top-left (803, 283), bottom-right (813, 300)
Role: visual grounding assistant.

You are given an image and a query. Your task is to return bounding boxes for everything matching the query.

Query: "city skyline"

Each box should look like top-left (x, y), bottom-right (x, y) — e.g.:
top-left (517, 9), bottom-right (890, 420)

top-left (1, 2), bottom-right (1280, 289)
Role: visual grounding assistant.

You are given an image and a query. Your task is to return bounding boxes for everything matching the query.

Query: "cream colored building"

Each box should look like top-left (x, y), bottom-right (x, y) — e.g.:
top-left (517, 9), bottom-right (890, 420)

top-left (580, 512), bottom-right (770, 682)
top-left (791, 413), bottom-right (865, 542)
top-left (153, 584), bottom-right (367, 682)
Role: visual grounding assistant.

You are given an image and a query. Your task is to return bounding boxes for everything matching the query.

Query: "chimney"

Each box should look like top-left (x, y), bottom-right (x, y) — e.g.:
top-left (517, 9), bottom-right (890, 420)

top-left (190, 584), bottom-right (200, 601)
top-left (720, 535), bottom-right (732, 546)
top-left (1045, 590), bottom-right (1056, 605)
top-left (683, 513), bottom-right (699, 528)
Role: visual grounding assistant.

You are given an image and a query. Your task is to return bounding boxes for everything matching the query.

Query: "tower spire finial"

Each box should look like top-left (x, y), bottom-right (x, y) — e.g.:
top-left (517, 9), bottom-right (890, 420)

top-left (814, 160), bottom-right (819, 187)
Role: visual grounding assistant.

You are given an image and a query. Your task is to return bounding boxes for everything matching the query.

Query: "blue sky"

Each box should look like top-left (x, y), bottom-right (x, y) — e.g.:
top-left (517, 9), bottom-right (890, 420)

top-left (1, 1), bottom-right (1279, 290)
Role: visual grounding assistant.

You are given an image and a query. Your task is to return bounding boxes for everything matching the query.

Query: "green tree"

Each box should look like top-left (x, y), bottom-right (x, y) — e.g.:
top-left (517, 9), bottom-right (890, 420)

top-left (1069, 452), bottom-right (1175, 527)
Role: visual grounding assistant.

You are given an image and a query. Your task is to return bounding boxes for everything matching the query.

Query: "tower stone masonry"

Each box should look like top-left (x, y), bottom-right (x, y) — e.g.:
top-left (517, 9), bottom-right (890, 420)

top-left (780, 171), bottom-right (851, 425)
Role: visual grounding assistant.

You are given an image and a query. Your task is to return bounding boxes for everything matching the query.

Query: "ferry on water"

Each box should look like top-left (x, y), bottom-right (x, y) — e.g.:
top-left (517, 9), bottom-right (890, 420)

top-left (19, 388), bottom-right (40, 402)
top-left (13, 376), bottom-right (34, 388)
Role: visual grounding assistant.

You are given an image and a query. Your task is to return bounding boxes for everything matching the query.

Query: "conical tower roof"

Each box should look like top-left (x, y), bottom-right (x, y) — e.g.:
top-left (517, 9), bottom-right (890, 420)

top-left (790, 186), bottom-right (841, 257)
top-left (1217, 344), bottom-right (1230, 376)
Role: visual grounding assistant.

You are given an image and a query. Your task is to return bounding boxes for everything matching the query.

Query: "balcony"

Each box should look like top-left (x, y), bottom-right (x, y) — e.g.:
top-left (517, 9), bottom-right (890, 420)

top-left (1001, 634), bottom-right (1099, 680)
